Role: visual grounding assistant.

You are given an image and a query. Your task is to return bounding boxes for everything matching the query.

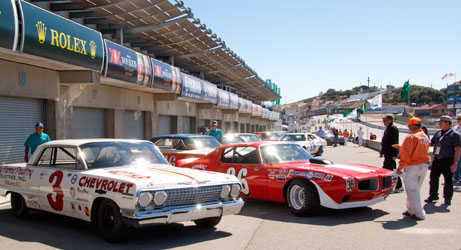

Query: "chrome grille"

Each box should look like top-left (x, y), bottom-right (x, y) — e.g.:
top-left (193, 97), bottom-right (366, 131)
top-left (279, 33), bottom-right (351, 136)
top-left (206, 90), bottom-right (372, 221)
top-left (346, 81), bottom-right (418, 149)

top-left (149, 185), bottom-right (223, 208)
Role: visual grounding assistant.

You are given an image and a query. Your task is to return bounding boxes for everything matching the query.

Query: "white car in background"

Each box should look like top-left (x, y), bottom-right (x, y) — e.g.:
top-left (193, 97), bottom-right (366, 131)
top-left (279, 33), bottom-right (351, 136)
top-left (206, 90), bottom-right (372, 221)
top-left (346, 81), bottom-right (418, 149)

top-left (280, 133), bottom-right (326, 156)
top-left (0, 139), bottom-right (243, 242)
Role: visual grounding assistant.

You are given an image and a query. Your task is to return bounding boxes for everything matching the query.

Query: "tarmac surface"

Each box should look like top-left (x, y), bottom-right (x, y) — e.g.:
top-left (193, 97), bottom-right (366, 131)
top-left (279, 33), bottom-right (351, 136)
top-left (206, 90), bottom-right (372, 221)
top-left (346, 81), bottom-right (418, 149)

top-left (0, 143), bottom-right (460, 250)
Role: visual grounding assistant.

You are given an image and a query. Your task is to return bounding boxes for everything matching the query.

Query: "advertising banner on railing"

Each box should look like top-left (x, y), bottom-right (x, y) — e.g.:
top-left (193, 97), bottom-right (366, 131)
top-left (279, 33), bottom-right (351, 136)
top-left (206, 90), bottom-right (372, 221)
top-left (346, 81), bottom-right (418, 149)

top-left (104, 39), bottom-right (151, 86)
top-left (0, 0), bottom-right (18, 50)
top-left (239, 98), bottom-right (253, 114)
top-left (19, 0), bottom-right (104, 72)
top-left (151, 58), bottom-right (181, 94)
top-left (217, 88), bottom-right (230, 108)
top-left (262, 108), bottom-right (270, 119)
top-left (181, 73), bottom-right (202, 101)
top-left (364, 107), bottom-right (405, 114)
top-left (229, 93), bottom-right (239, 110)
top-left (201, 80), bottom-right (217, 104)
top-left (252, 104), bottom-right (263, 116)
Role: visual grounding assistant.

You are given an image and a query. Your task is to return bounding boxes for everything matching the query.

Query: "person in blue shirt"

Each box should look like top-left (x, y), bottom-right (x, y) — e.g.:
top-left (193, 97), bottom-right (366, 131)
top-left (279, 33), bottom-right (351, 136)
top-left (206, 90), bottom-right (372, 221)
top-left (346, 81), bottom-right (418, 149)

top-left (316, 126), bottom-right (326, 139)
top-left (207, 121), bottom-right (223, 144)
top-left (24, 122), bottom-right (51, 162)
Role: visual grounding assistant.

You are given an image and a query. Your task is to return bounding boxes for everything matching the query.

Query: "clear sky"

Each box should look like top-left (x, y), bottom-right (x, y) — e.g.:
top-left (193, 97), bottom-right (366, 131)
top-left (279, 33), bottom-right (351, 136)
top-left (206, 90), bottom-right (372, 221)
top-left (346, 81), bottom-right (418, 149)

top-left (183, 0), bottom-right (461, 104)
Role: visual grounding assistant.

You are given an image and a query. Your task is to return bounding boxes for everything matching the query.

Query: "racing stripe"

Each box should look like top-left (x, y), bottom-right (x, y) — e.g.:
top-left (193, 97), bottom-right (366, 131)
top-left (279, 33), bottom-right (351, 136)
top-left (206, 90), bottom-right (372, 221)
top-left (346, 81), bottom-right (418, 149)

top-left (149, 168), bottom-right (196, 180)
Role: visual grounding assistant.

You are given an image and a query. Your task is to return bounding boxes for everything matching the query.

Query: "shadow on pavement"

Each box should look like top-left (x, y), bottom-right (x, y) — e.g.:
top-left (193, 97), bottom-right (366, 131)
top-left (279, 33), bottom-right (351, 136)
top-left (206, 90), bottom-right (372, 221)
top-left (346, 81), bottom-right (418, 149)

top-left (423, 202), bottom-right (450, 214)
top-left (0, 208), bottom-right (231, 249)
top-left (238, 199), bottom-right (389, 226)
top-left (378, 217), bottom-right (418, 230)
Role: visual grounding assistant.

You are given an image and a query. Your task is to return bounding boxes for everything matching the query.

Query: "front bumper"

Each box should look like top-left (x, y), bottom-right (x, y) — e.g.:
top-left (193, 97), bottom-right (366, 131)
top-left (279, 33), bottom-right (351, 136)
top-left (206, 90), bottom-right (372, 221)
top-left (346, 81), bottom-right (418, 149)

top-left (122, 199), bottom-right (244, 228)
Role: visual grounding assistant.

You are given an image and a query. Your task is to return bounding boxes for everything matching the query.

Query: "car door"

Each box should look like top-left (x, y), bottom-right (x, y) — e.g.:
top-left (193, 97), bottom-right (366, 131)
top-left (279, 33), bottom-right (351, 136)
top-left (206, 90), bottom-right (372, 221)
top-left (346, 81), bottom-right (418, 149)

top-left (306, 134), bottom-right (317, 154)
top-left (154, 138), bottom-right (185, 165)
top-left (220, 146), bottom-right (267, 199)
top-left (38, 146), bottom-right (84, 216)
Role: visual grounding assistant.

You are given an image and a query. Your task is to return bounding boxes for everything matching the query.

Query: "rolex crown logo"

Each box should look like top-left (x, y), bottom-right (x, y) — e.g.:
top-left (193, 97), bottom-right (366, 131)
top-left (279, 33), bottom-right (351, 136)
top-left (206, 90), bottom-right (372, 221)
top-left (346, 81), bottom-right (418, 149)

top-left (89, 40), bottom-right (97, 59)
top-left (36, 21), bottom-right (46, 44)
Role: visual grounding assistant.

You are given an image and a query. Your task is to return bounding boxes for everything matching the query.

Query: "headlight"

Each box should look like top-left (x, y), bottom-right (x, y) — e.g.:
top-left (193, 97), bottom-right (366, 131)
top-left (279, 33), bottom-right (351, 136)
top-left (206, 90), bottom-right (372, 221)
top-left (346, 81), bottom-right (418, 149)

top-left (391, 173), bottom-right (399, 185)
top-left (138, 192), bottom-right (153, 207)
top-left (154, 191), bottom-right (168, 206)
top-left (220, 185), bottom-right (231, 199)
top-left (345, 177), bottom-right (355, 192)
top-left (230, 184), bottom-right (241, 198)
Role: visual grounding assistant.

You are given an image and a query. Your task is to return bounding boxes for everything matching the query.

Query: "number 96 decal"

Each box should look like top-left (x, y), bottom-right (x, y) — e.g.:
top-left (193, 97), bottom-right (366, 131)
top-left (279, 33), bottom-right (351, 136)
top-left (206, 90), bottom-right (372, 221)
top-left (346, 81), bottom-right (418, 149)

top-left (226, 167), bottom-right (249, 195)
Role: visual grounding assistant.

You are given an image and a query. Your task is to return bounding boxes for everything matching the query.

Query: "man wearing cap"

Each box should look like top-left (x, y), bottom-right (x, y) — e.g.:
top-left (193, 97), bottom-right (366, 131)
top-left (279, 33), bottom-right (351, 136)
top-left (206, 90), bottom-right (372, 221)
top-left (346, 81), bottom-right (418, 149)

top-left (207, 120), bottom-right (223, 144)
top-left (394, 117), bottom-right (431, 220)
top-left (24, 123), bottom-right (51, 162)
top-left (425, 115), bottom-right (460, 206)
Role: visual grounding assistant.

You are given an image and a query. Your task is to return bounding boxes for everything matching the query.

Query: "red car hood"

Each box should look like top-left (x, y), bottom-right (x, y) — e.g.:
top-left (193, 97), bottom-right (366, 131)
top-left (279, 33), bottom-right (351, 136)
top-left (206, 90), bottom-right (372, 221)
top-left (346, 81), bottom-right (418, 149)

top-left (272, 161), bottom-right (390, 178)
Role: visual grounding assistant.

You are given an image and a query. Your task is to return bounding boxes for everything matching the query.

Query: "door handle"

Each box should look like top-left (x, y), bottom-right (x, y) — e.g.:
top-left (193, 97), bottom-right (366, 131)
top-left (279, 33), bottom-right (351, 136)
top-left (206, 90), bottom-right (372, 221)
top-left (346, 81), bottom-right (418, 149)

top-left (40, 172), bottom-right (48, 177)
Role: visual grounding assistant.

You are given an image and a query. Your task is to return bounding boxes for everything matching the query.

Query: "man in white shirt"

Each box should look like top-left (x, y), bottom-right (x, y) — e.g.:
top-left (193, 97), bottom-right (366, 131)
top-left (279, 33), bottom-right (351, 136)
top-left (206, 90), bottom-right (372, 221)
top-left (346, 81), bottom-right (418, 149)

top-left (358, 127), bottom-right (364, 147)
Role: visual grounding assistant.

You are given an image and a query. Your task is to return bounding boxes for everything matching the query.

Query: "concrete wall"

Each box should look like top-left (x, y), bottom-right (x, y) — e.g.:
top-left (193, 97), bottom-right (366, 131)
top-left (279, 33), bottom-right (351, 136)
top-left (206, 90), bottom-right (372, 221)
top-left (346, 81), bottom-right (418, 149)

top-left (0, 60), bottom-right (59, 100)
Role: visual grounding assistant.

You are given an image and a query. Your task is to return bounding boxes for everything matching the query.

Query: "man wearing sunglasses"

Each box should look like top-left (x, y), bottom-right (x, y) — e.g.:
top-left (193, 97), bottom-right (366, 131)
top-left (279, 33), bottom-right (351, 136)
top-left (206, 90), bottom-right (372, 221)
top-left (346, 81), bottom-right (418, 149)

top-left (425, 115), bottom-right (460, 206)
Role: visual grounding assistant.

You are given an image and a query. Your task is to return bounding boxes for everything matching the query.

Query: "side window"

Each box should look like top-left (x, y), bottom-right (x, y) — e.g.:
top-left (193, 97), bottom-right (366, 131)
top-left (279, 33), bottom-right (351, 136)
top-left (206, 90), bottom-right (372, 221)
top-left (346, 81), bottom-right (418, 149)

top-left (54, 147), bottom-right (81, 170)
top-left (221, 148), bottom-right (234, 163)
top-left (234, 147), bottom-right (260, 164)
top-left (36, 147), bottom-right (53, 166)
top-left (155, 138), bottom-right (184, 150)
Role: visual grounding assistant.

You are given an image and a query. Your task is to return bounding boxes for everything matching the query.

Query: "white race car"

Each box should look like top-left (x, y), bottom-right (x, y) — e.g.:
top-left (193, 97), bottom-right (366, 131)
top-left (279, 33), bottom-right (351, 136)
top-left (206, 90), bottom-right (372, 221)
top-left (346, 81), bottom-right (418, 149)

top-left (280, 133), bottom-right (327, 156)
top-left (0, 139), bottom-right (243, 242)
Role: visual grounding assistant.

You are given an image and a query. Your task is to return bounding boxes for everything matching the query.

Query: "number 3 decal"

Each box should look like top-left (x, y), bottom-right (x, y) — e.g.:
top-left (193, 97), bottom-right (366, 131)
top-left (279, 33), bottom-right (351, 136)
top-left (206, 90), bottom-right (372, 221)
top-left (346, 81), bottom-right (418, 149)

top-left (226, 167), bottom-right (249, 195)
top-left (47, 171), bottom-right (64, 211)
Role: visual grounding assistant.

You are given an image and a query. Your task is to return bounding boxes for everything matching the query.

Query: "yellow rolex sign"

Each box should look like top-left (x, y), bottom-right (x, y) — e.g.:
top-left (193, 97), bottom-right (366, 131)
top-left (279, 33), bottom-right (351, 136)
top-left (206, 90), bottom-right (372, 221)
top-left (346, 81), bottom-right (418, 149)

top-left (20, 1), bottom-right (103, 72)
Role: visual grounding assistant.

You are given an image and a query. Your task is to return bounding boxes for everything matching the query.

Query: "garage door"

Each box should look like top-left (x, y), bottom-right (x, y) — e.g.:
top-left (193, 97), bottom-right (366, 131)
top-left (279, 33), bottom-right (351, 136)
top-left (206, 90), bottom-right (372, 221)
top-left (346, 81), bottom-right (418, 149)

top-left (125, 111), bottom-right (145, 139)
top-left (158, 115), bottom-right (172, 135)
top-left (0, 96), bottom-right (44, 164)
top-left (182, 116), bottom-right (191, 134)
top-left (72, 107), bottom-right (106, 138)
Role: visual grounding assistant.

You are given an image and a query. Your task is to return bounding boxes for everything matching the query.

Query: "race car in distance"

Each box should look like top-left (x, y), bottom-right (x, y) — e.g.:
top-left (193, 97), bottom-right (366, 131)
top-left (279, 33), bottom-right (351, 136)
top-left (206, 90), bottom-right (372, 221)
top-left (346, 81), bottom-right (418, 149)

top-left (254, 131), bottom-right (287, 141)
top-left (176, 142), bottom-right (397, 216)
top-left (280, 133), bottom-right (327, 156)
top-left (150, 135), bottom-right (221, 166)
top-left (0, 139), bottom-right (243, 242)
top-left (223, 133), bottom-right (262, 145)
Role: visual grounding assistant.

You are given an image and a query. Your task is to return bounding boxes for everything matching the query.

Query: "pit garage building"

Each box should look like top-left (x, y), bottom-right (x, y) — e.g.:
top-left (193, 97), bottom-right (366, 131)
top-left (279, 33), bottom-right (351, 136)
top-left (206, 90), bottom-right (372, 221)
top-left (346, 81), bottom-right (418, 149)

top-left (0, 0), bottom-right (281, 163)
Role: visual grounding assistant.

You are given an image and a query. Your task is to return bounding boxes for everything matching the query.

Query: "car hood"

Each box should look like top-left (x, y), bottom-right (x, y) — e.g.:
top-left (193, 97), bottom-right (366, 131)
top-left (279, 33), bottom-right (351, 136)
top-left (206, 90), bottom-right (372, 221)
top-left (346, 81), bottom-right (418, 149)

top-left (272, 161), bottom-right (390, 178)
top-left (82, 164), bottom-right (238, 189)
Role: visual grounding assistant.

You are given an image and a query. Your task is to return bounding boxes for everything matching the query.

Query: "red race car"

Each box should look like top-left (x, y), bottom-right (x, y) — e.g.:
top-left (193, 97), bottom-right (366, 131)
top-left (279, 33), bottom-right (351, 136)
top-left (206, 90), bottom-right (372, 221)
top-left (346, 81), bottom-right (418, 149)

top-left (176, 141), bottom-right (398, 216)
top-left (150, 135), bottom-right (221, 166)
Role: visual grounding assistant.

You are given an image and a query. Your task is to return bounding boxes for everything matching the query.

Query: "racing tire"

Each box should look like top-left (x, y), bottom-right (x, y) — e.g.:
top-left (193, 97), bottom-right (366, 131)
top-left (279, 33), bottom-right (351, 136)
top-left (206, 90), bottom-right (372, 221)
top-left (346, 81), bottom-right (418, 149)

top-left (97, 199), bottom-right (129, 243)
top-left (315, 146), bottom-right (323, 156)
top-left (286, 179), bottom-right (321, 216)
top-left (194, 216), bottom-right (222, 228)
top-left (10, 193), bottom-right (28, 218)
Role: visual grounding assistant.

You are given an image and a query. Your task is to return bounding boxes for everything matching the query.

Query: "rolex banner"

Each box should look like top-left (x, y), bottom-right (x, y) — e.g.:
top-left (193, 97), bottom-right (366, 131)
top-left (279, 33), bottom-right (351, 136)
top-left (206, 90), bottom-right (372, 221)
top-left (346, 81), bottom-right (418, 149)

top-left (19, 1), bottom-right (104, 72)
top-left (105, 40), bottom-right (151, 86)
top-left (0, 0), bottom-right (18, 50)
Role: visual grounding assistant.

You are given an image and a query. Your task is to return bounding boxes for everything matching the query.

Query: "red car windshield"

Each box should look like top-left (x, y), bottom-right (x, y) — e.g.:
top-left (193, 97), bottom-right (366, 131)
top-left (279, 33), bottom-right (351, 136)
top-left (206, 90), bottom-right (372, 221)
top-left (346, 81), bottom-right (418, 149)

top-left (260, 144), bottom-right (313, 164)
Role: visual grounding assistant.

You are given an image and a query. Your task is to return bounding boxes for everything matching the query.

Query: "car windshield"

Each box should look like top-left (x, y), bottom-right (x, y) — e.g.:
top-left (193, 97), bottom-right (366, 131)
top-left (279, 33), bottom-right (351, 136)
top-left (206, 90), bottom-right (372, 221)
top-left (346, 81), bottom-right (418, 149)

top-left (80, 141), bottom-right (168, 169)
top-left (223, 136), bottom-right (244, 145)
top-left (243, 135), bottom-right (262, 142)
top-left (260, 144), bottom-right (313, 164)
top-left (182, 137), bottom-right (221, 150)
top-left (281, 134), bottom-right (306, 141)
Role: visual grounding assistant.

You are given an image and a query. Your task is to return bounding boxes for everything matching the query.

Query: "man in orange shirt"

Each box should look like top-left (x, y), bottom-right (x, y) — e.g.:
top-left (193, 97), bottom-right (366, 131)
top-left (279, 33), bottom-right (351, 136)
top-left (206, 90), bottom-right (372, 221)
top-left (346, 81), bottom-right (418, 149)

top-left (394, 117), bottom-right (430, 220)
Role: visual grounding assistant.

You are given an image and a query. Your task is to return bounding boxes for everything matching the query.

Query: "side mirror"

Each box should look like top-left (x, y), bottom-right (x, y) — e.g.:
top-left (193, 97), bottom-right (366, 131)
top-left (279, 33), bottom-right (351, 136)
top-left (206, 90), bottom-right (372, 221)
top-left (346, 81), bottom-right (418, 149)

top-left (309, 158), bottom-right (333, 165)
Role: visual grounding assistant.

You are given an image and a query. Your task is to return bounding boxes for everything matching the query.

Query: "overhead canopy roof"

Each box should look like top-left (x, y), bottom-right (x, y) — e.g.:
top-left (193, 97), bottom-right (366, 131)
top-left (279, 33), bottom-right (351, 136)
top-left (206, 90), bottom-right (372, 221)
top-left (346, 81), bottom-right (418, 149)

top-left (59, 0), bottom-right (281, 102)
